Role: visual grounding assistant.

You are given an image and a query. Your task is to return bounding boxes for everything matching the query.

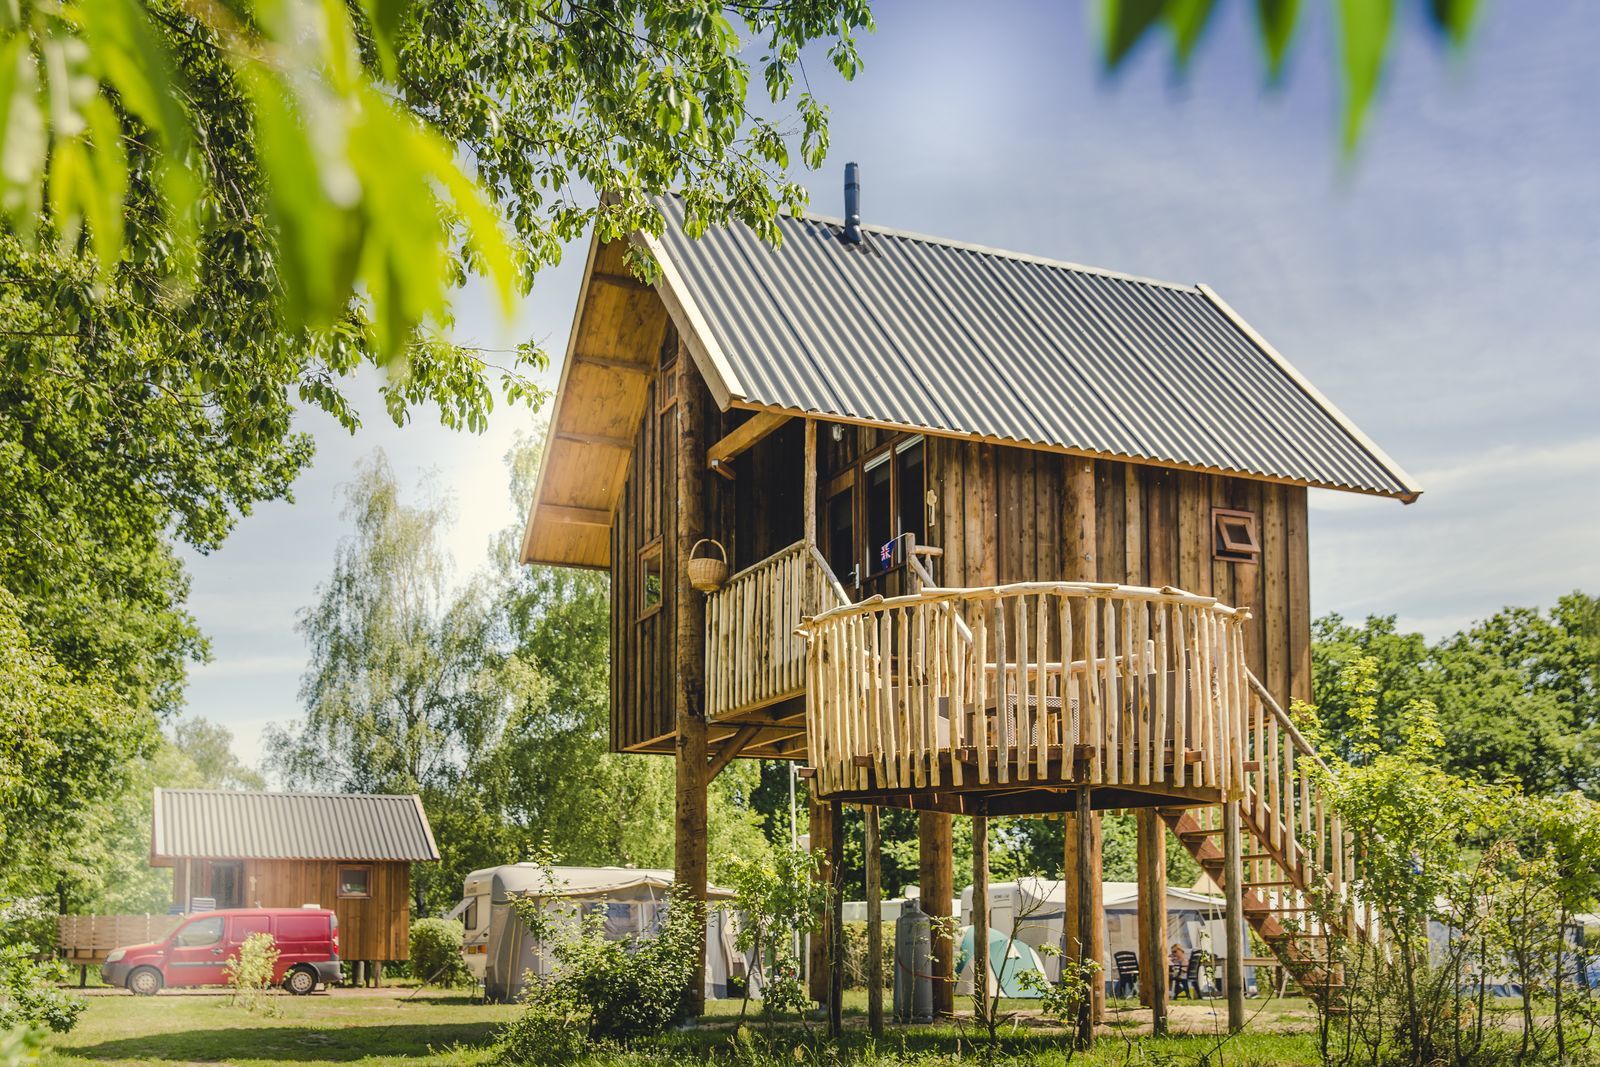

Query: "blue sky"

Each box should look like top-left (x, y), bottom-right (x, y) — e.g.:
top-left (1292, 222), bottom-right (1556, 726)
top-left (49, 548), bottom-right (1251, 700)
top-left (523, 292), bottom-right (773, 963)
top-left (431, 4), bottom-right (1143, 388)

top-left (181, 0), bottom-right (1600, 771)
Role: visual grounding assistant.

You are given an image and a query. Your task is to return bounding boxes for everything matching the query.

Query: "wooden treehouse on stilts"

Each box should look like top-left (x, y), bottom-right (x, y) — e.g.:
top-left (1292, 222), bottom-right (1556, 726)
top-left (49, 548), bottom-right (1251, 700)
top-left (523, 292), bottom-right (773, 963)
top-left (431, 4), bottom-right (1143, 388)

top-left (519, 170), bottom-right (1420, 1037)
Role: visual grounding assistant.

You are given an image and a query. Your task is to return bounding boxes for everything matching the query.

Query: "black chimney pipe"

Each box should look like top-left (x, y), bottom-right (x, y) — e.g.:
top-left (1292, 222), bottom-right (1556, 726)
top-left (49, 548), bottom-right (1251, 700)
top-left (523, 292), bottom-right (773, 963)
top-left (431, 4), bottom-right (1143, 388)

top-left (843, 162), bottom-right (862, 244)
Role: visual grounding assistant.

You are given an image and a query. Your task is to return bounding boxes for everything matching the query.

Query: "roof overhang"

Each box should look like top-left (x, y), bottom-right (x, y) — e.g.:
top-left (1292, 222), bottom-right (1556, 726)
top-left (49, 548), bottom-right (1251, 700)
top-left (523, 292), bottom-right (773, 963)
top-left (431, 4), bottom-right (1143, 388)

top-left (520, 209), bottom-right (1421, 570)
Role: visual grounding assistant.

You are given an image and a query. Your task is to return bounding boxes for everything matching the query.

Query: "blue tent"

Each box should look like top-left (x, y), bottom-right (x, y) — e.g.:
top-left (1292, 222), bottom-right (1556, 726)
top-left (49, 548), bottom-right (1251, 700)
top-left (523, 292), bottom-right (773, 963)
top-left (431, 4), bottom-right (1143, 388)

top-left (954, 925), bottom-right (1048, 999)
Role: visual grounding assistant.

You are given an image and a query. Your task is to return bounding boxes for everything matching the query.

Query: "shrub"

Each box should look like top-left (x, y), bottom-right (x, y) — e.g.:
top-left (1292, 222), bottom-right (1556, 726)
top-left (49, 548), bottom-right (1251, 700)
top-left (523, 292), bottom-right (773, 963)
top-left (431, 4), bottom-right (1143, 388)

top-left (0, 944), bottom-right (84, 1035)
top-left (410, 918), bottom-right (473, 987)
top-left (224, 932), bottom-right (280, 1015)
top-left (495, 882), bottom-right (704, 1065)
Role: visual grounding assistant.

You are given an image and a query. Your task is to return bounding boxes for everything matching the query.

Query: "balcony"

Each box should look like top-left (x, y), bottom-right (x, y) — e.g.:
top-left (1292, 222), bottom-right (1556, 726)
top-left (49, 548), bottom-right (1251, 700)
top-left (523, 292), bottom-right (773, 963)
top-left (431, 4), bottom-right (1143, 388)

top-left (798, 581), bottom-right (1253, 806)
top-left (704, 540), bottom-right (849, 722)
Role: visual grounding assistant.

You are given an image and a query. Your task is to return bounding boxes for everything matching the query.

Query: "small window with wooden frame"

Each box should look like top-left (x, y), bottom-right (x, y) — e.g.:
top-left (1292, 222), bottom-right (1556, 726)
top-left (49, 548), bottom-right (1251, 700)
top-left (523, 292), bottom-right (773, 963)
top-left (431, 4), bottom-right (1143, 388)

top-left (1212, 507), bottom-right (1262, 564)
top-left (637, 538), bottom-right (664, 619)
top-left (656, 323), bottom-right (679, 412)
top-left (337, 865), bottom-right (372, 899)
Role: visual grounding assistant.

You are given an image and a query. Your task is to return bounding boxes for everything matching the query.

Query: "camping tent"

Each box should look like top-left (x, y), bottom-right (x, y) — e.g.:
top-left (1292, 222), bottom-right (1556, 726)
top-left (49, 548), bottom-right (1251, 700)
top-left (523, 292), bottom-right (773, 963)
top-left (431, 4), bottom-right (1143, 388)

top-left (455, 864), bottom-right (739, 1003)
top-left (953, 925), bottom-right (1048, 998)
top-left (959, 878), bottom-right (1229, 988)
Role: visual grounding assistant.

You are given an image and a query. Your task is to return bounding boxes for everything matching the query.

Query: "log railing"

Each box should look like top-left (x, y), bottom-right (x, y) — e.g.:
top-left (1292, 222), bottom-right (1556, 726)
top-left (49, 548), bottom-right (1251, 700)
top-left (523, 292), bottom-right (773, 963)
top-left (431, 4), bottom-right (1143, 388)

top-left (799, 582), bottom-right (1252, 798)
top-left (1236, 674), bottom-right (1368, 944)
top-left (706, 540), bottom-right (849, 721)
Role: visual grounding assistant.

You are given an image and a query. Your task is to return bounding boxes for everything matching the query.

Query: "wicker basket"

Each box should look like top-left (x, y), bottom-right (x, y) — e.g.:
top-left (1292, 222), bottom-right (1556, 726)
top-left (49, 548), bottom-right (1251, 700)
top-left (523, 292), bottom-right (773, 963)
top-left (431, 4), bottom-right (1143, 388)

top-left (687, 538), bottom-right (729, 592)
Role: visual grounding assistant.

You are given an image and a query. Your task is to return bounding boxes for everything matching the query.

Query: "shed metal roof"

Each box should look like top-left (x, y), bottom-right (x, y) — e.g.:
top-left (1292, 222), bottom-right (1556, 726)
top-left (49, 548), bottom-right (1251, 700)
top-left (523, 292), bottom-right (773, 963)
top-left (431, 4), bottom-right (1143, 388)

top-left (151, 789), bottom-right (440, 863)
top-left (642, 195), bottom-right (1419, 501)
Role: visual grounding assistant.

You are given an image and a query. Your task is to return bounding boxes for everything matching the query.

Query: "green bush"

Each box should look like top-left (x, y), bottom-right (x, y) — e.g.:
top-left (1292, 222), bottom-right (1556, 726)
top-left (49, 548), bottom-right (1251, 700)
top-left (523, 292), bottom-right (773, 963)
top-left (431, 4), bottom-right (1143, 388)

top-left (841, 920), bottom-right (893, 991)
top-left (410, 918), bottom-right (473, 987)
top-left (224, 931), bottom-right (280, 1015)
top-left (0, 944), bottom-right (84, 1035)
top-left (495, 884), bottom-right (704, 1065)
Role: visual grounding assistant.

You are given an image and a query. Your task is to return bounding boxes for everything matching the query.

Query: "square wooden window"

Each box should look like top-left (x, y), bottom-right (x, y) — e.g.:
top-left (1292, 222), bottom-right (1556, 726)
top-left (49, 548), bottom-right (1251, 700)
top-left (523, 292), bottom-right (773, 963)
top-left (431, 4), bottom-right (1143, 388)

top-left (638, 539), bottom-right (663, 619)
top-left (1212, 508), bottom-right (1262, 563)
top-left (337, 866), bottom-right (372, 899)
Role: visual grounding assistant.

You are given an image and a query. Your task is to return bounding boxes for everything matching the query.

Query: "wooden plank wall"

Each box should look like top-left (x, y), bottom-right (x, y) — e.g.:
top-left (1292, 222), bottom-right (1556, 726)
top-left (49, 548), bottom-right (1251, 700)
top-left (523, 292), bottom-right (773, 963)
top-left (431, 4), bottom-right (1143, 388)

top-left (184, 859), bottom-right (411, 960)
top-left (927, 439), bottom-right (1311, 707)
top-left (610, 338), bottom-right (732, 752)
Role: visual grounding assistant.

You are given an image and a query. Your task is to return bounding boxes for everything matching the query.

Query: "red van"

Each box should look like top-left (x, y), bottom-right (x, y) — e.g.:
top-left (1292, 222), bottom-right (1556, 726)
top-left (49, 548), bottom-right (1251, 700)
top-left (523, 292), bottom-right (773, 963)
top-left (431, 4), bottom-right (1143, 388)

top-left (100, 908), bottom-right (343, 996)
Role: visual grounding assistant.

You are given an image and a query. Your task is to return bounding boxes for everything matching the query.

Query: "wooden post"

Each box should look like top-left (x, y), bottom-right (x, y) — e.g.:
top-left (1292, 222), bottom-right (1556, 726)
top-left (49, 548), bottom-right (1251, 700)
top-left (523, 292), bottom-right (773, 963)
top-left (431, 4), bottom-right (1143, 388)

top-left (1062, 458), bottom-right (1104, 1028)
top-left (865, 805), bottom-right (884, 1037)
top-left (1065, 807), bottom-right (1106, 1023)
top-left (809, 794), bottom-right (835, 1005)
top-left (918, 811), bottom-right (955, 1017)
top-left (828, 801), bottom-right (846, 1037)
top-left (972, 814), bottom-right (990, 1030)
top-left (803, 418), bottom-right (818, 545)
top-left (1137, 809), bottom-right (1169, 1034)
top-left (674, 341), bottom-right (711, 1019)
top-left (1223, 800), bottom-right (1248, 1032)
top-left (1072, 788), bottom-right (1096, 1049)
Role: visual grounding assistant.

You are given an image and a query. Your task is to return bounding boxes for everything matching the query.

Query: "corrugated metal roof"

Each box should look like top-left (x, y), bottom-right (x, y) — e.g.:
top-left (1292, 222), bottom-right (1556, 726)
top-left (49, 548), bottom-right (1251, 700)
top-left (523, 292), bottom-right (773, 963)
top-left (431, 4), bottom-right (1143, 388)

top-left (152, 789), bottom-right (439, 862)
top-left (646, 196), bottom-right (1419, 500)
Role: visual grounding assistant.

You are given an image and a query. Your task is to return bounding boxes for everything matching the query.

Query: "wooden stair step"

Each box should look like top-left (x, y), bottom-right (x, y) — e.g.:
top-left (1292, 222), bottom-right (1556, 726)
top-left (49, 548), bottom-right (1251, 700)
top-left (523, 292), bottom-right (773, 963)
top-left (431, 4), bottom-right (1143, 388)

top-left (1179, 828), bottom-right (1225, 839)
top-left (1245, 879), bottom-right (1299, 889)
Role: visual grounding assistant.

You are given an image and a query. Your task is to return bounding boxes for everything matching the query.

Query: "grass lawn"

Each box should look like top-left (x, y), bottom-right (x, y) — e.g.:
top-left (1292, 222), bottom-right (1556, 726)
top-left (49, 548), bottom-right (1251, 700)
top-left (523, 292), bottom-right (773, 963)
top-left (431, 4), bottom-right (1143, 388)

top-left (39, 988), bottom-right (1323, 1066)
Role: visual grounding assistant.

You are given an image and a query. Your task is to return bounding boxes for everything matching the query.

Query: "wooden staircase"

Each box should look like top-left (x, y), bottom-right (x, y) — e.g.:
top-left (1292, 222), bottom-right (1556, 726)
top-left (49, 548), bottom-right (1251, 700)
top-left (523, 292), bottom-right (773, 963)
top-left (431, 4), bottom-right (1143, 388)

top-left (1161, 673), bottom-right (1366, 1010)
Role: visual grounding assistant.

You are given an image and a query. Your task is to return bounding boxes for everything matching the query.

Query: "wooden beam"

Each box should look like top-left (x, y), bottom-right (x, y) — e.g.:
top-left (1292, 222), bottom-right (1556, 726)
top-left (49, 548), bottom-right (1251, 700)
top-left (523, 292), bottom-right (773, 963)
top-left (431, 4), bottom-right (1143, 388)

top-left (827, 801), bottom-right (845, 1038)
top-left (592, 270), bottom-right (653, 292)
top-left (1137, 808), bottom-right (1169, 1034)
top-left (865, 805), bottom-right (884, 1038)
top-left (707, 411), bottom-right (790, 476)
top-left (803, 419), bottom-right (818, 545)
top-left (1223, 800), bottom-right (1248, 1032)
top-left (673, 343), bottom-right (710, 1020)
top-left (556, 430), bottom-right (633, 449)
top-left (1073, 787), bottom-right (1096, 1050)
top-left (707, 724), bottom-right (760, 780)
top-left (808, 796), bottom-right (833, 1004)
top-left (572, 352), bottom-right (652, 375)
top-left (919, 811), bottom-right (955, 1016)
top-left (542, 504), bottom-right (611, 528)
top-left (972, 814), bottom-right (991, 1032)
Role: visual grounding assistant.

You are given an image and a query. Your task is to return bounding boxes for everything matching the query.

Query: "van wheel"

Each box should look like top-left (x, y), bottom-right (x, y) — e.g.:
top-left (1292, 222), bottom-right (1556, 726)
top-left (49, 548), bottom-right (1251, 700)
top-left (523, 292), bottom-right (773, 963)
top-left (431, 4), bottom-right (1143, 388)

top-left (283, 966), bottom-right (318, 996)
top-left (127, 967), bottom-right (163, 996)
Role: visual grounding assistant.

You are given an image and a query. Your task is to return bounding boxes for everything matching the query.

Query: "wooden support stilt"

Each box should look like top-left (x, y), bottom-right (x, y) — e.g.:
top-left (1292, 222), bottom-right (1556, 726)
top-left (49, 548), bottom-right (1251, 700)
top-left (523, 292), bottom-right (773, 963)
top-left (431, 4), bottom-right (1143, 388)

top-left (828, 801), bottom-right (846, 1038)
top-left (1072, 788), bottom-right (1096, 1049)
top-left (1223, 800), bottom-right (1248, 1033)
top-left (918, 811), bottom-right (955, 1017)
top-left (865, 805), bottom-right (884, 1037)
top-left (674, 340), bottom-right (710, 1019)
top-left (809, 795), bottom-right (834, 1005)
top-left (1137, 808), bottom-right (1169, 1034)
top-left (971, 813), bottom-right (990, 1030)
top-left (1065, 805), bottom-right (1106, 1024)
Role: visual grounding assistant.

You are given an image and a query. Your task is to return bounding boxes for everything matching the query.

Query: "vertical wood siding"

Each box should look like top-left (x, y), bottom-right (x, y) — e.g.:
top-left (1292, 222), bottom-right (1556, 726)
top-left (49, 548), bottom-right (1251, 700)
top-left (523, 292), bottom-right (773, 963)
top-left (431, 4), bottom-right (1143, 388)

top-left (926, 438), bottom-right (1311, 709)
top-left (184, 859), bottom-right (410, 960)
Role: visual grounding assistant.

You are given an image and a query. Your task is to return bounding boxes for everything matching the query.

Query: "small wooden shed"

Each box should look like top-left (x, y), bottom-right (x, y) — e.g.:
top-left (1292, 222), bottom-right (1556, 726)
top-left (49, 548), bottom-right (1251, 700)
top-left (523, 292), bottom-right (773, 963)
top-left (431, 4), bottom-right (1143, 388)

top-left (151, 788), bottom-right (438, 964)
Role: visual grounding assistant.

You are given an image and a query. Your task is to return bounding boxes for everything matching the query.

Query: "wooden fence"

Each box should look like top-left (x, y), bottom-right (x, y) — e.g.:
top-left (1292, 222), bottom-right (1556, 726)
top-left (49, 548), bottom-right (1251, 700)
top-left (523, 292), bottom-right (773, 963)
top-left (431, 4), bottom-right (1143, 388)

top-left (57, 914), bottom-right (181, 963)
top-left (800, 581), bottom-right (1253, 798)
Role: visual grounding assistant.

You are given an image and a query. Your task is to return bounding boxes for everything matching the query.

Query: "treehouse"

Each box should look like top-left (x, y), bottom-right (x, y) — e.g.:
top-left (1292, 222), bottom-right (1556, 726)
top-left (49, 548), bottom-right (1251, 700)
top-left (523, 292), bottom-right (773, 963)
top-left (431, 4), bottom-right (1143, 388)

top-left (520, 172), bottom-right (1418, 1027)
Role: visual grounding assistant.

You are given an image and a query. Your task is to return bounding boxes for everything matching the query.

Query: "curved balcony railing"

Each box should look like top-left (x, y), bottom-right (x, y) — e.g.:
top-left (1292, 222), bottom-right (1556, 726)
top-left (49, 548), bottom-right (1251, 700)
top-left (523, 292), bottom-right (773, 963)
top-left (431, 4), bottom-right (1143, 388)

top-left (799, 582), bottom-right (1253, 799)
top-left (705, 540), bottom-right (849, 721)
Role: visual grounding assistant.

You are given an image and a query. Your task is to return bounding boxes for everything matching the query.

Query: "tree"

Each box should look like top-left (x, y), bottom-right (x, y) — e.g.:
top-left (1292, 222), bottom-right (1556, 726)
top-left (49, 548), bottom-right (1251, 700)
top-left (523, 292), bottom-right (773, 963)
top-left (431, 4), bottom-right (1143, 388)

top-left (1312, 595), bottom-right (1600, 795)
top-left (0, 588), bottom-right (150, 903)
